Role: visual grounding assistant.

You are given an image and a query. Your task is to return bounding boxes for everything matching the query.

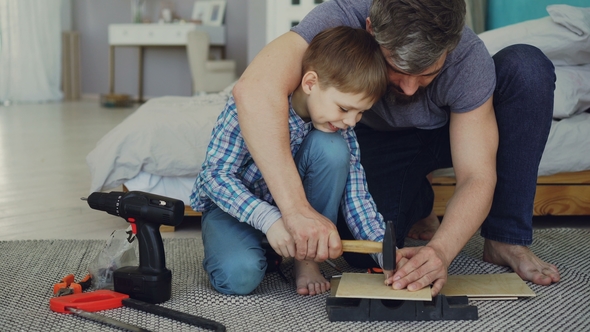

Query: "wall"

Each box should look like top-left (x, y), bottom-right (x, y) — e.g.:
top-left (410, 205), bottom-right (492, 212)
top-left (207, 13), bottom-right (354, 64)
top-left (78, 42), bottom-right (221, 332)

top-left (486, 0), bottom-right (589, 30)
top-left (71, 0), bottom-right (489, 99)
top-left (247, 0), bottom-right (323, 64)
top-left (73, 0), bottom-right (247, 99)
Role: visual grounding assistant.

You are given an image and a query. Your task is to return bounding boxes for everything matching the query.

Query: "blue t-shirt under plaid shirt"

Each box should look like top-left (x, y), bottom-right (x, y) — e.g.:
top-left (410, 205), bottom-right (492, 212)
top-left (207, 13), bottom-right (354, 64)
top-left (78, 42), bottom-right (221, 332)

top-left (190, 94), bottom-right (385, 243)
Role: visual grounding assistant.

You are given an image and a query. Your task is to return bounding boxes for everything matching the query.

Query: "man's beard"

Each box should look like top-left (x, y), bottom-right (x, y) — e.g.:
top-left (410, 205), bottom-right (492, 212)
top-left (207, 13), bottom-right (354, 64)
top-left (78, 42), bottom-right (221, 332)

top-left (385, 84), bottom-right (426, 105)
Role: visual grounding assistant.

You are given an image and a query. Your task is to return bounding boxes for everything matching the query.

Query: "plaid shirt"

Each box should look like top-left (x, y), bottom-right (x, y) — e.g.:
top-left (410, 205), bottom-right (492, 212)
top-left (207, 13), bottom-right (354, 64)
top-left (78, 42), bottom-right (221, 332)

top-left (190, 95), bottom-right (385, 242)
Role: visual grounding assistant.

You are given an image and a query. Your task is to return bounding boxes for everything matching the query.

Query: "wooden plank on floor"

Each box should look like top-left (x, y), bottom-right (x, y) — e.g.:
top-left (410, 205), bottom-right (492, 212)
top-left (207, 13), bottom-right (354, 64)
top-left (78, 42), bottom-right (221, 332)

top-left (440, 273), bottom-right (535, 299)
top-left (335, 273), bottom-right (432, 301)
top-left (184, 205), bottom-right (202, 217)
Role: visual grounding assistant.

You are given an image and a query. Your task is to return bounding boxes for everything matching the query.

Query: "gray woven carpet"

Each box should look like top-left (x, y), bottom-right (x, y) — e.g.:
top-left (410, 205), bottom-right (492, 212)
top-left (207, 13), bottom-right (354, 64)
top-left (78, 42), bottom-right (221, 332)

top-left (1, 228), bottom-right (589, 331)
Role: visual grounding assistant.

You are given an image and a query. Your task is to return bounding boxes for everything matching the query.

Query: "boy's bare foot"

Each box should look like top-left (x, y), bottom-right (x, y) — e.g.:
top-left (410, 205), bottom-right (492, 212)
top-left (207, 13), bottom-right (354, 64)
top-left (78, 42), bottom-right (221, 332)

top-left (483, 239), bottom-right (560, 285)
top-left (407, 211), bottom-right (440, 241)
top-left (294, 259), bottom-right (330, 295)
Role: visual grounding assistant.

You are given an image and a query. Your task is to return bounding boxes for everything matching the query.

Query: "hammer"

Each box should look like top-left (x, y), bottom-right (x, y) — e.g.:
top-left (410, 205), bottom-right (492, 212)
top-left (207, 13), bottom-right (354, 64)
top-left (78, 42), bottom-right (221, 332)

top-left (341, 220), bottom-right (396, 271)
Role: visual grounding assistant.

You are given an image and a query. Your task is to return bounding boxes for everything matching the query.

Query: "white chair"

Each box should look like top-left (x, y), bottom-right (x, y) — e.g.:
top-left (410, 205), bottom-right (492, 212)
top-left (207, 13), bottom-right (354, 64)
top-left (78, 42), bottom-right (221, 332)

top-left (186, 30), bottom-right (236, 95)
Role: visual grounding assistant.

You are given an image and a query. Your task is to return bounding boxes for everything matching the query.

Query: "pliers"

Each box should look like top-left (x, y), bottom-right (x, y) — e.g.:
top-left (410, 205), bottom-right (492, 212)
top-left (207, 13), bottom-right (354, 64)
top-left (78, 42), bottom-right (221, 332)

top-left (53, 274), bottom-right (92, 297)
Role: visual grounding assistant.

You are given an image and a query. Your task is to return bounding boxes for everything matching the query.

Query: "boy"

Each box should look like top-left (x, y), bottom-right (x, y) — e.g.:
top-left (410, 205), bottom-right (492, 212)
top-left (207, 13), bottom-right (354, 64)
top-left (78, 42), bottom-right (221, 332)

top-left (190, 26), bottom-right (388, 296)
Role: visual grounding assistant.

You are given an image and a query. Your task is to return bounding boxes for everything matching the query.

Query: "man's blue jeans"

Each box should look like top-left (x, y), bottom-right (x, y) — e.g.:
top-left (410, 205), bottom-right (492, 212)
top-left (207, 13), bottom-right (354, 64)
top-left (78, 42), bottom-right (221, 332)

top-left (354, 44), bottom-right (555, 249)
top-left (200, 130), bottom-right (350, 295)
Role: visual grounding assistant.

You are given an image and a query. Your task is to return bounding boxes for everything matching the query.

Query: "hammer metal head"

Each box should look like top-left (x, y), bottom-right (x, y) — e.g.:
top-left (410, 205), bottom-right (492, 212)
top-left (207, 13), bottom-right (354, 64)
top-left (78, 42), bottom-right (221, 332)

top-left (382, 220), bottom-right (396, 271)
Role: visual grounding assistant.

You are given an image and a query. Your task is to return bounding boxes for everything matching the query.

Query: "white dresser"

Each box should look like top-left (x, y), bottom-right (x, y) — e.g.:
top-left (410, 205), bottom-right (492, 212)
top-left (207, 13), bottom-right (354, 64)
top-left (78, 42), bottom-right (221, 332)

top-left (108, 23), bottom-right (226, 101)
top-left (109, 23), bottom-right (225, 46)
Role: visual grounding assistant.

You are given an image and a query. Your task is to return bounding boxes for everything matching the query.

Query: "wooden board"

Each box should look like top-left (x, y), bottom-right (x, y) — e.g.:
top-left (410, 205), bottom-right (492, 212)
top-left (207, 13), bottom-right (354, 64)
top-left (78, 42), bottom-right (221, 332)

top-left (440, 273), bottom-right (535, 298)
top-left (335, 273), bottom-right (432, 301)
top-left (432, 170), bottom-right (590, 216)
top-left (533, 185), bottom-right (590, 215)
top-left (184, 205), bottom-right (202, 217)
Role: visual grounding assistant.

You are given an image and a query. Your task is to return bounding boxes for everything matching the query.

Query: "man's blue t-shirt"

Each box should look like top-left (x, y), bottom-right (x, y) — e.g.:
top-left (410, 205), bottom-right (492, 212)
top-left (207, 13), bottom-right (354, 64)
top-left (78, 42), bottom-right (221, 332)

top-left (291, 0), bottom-right (496, 130)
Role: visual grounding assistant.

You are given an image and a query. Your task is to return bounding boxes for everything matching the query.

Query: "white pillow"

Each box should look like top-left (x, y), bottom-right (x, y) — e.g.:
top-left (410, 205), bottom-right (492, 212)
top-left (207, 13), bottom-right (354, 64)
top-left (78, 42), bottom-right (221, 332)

top-left (553, 64), bottom-right (590, 119)
top-left (478, 5), bottom-right (590, 66)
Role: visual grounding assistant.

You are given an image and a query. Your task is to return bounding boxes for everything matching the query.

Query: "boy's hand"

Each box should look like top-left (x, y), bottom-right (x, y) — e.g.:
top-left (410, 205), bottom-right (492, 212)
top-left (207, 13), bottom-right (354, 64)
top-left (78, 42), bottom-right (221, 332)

top-left (282, 206), bottom-right (342, 262)
top-left (266, 219), bottom-right (296, 258)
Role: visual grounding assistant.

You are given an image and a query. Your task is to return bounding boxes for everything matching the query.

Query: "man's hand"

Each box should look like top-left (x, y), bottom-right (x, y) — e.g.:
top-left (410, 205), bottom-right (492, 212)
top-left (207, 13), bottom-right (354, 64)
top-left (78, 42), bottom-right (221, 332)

top-left (384, 245), bottom-right (449, 297)
top-left (383, 256), bottom-right (409, 285)
top-left (282, 205), bottom-right (342, 262)
top-left (266, 219), bottom-right (296, 258)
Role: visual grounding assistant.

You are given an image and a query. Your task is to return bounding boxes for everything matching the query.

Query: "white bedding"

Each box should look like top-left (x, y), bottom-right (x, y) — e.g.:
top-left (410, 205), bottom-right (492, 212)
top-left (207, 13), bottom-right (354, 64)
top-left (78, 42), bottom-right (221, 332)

top-left (112, 112), bottom-right (590, 205)
top-left (87, 5), bottom-right (590, 205)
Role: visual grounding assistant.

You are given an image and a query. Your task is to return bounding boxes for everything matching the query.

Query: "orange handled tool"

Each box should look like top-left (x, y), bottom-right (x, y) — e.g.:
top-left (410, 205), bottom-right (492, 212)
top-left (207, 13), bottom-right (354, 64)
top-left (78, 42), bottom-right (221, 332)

top-left (50, 290), bottom-right (226, 331)
top-left (50, 290), bottom-right (129, 313)
top-left (54, 274), bottom-right (92, 297)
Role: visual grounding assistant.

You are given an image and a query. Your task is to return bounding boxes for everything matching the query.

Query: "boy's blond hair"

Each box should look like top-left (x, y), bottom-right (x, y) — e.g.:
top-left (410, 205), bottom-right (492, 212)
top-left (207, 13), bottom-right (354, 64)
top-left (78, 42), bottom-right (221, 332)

top-left (302, 26), bottom-right (388, 103)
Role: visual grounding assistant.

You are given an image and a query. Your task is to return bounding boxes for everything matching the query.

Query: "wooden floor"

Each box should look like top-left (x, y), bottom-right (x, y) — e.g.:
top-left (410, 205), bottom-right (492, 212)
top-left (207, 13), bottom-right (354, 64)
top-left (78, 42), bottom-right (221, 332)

top-left (0, 100), bottom-right (199, 241)
top-left (0, 100), bottom-right (587, 241)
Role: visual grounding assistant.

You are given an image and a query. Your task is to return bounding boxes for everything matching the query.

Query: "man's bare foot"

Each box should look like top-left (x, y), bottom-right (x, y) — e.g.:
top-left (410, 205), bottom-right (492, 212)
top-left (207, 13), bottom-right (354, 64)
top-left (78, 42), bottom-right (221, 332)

top-left (483, 239), bottom-right (560, 285)
top-left (294, 260), bottom-right (330, 295)
top-left (407, 211), bottom-right (440, 241)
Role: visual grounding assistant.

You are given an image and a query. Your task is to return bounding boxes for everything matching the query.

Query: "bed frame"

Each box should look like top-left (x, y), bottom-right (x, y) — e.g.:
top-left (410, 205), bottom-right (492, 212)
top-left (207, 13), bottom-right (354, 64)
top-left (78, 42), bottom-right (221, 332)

top-left (432, 170), bottom-right (590, 216)
top-left (160, 170), bottom-right (590, 232)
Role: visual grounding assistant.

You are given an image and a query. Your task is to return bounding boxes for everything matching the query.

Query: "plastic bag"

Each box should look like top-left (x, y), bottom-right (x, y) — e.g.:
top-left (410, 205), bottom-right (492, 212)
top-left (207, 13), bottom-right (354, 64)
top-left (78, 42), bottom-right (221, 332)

top-left (88, 227), bottom-right (138, 290)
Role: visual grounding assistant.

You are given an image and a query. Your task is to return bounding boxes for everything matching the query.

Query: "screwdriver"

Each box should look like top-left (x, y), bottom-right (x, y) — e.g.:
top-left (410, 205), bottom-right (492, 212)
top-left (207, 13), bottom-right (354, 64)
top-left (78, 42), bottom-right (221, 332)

top-left (67, 307), bottom-right (151, 332)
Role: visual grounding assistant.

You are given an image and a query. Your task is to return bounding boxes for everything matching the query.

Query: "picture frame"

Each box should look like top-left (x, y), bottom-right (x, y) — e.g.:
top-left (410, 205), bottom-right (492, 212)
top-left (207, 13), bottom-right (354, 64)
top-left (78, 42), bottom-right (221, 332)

top-left (191, 1), bottom-right (210, 23)
top-left (204, 0), bottom-right (226, 26)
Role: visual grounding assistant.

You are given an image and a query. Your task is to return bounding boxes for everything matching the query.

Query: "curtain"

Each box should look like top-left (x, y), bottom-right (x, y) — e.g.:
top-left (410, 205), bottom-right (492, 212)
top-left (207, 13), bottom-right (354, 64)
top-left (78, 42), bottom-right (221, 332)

top-left (0, 0), bottom-right (63, 104)
top-left (465, 0), bottom-right (487, 34)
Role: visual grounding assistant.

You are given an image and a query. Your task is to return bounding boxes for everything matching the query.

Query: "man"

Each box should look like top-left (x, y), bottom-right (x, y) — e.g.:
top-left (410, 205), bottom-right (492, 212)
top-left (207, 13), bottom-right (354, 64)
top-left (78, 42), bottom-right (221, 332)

top-left (233, 0), bottom-right (560, 296)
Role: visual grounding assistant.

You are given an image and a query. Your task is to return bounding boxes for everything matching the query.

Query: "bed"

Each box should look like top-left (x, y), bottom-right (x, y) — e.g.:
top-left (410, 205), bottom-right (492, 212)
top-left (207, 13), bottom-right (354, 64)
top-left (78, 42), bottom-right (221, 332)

top-left (87, 5), bottom-right (590, 228)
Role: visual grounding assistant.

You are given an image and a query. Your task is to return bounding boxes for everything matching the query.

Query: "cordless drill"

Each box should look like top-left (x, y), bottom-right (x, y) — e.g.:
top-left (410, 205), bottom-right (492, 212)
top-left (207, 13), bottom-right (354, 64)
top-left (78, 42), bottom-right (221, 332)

top-left (85, 191), bottom-right (184, 303)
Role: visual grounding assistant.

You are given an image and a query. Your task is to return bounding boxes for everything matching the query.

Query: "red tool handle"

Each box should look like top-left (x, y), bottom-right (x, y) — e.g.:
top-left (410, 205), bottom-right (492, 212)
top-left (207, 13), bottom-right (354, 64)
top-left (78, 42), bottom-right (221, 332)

top-left (53, 274), bottom-right (75, 294)
top-left (50, 290), bottom-right (129, 313)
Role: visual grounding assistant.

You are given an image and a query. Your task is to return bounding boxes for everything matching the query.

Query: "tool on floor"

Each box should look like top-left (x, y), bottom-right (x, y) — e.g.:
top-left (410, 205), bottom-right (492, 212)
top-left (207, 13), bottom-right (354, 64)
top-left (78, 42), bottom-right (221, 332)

top-left (122, 297), bottom-right (226, 331)
top-left (54, 273), bottom-right (92, 297)
top-left (82, 191), bottom-right (184, 304)
top-left (50, 289), bottom-right (129, 313)
top-left (325, 259), bottom-right (343, 273)
top-left (327, 220), bottom-right (478, 321)
top-left (367, 267), bottom-right (384, 274)
top-left (50, 290), bottom-right (226, 331)
top-left (67, 307), bottom-right (150, 332)
top-left (326, 293), bottom-right (478, 321)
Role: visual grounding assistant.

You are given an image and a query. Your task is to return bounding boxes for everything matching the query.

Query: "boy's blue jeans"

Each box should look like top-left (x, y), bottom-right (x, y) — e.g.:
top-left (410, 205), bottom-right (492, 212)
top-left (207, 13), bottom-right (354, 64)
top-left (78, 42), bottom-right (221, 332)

top-left (354, 45), bottom-right (555, 249)
top-left (200, 130), bottom-right (350, 295)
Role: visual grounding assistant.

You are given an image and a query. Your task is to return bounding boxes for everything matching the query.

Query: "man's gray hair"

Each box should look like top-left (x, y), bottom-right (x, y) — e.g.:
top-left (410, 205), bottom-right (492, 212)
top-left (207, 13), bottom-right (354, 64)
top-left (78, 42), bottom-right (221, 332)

top-left (370, 0), bottom-right (466, 74)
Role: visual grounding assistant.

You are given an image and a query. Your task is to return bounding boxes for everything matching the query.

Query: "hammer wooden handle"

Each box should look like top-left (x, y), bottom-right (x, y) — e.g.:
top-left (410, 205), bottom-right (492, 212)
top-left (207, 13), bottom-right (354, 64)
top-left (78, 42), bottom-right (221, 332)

top-left (341, 240), bottom-right (382, 254)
